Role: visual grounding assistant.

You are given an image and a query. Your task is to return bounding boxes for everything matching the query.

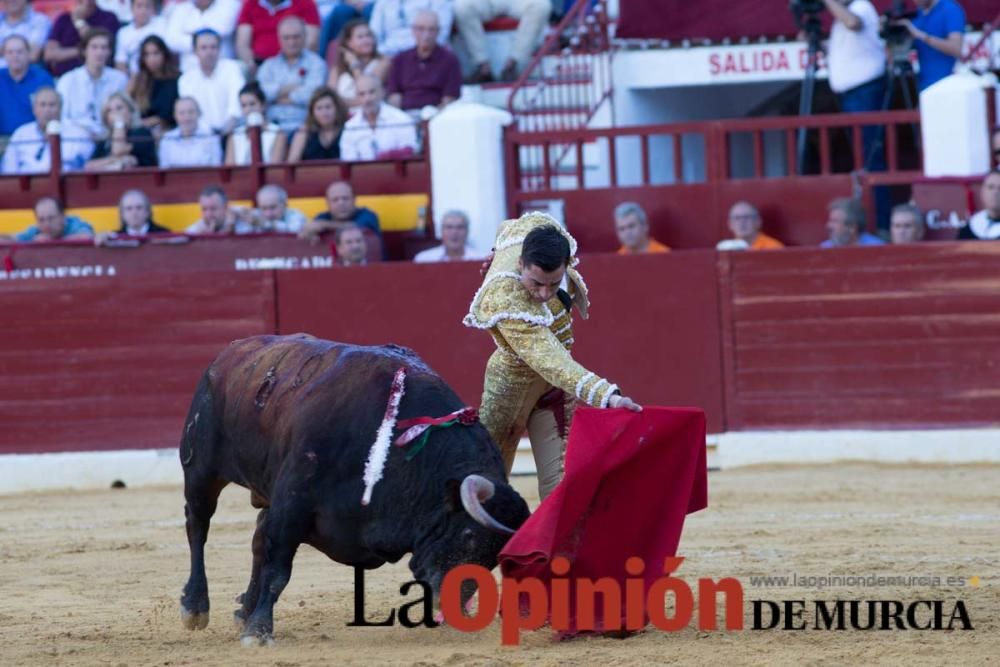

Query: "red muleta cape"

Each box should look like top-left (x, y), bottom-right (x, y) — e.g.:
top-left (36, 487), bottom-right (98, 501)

top-left (498, 406), bottom-right (708, 631)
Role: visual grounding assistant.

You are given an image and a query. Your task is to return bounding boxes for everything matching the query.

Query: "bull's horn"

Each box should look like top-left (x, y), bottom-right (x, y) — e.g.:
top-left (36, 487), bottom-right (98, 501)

top-left (460, 475), bottom-right (515, 535)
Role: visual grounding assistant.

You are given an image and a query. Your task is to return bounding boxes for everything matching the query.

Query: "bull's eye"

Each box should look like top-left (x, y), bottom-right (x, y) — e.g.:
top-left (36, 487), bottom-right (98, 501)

top-left (462, 527), bottom-right (476, 548)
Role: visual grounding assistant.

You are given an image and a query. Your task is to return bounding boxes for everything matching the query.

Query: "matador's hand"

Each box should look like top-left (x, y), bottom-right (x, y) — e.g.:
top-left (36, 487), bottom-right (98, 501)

top-left (609, 394), bottom-right (642, 412)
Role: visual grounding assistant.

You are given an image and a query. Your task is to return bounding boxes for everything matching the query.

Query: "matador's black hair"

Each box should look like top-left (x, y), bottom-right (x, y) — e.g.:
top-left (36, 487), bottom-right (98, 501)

top-left (521, 225), bottom-right (570, 273)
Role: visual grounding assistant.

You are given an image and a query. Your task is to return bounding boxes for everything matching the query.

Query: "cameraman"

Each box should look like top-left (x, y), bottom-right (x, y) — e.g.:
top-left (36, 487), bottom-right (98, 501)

top-left (825, 0), bottom-right (886, 119)
top-left (896, 0), bottom-right (966, 91)
top-left (824, 0), bottom-right (890, 230)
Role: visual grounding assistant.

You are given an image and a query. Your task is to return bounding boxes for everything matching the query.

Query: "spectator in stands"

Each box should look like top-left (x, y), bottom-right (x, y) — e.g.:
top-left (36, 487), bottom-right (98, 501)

top-left (287, 86), bottom-right (348, 161)
top-left (159, 95), bottom-right (223, 166)
top-left (114, 0), bottom-right (167, 73)
top-left (257, 16), bottom-right (327, 132)
top-left (821, 197), bottom-right (884, 247)
top-left (339, 75), bottom-right (417, 161)
top-left (300, 179), bottom-right (379, 242)
top-left (15, 196), bottom-right (95, 241)
top-left (335, 222), bottom-right (367, 265)
top-left (413, 209), bottom-right (486, 262)
top-left (126, 35), bottom-right (179, 135)
top-left (186, 184), bottom-right (241, 233)
top-left (369, 0), bottom-right (452, 57)
top-left (319, 1), bottom-right (373, 60)
top-left (0, 0), bottom-right (51, 64)
top-left (386, 10), bottom-right (460, 113)
top-left (896, 0), bottom-right (965, 91)
top-left (233, 184), bottom-right (308, 232)
top-left (178, 28), bottom-right (243, 134)
top-left (889, 203), bottom-right (926, 244)
top-left (57, 29), bottom-right (129, 139)
top-left (95, 188), bottom-right (171, 244)
top-left (456, 0), bottom-right (549, 83)
top-left (2, 88), bottom-right (94, 173)
top-left (99, 0), bottom-right (133, 24)
top-left (325, 19), bottom-right (389, 109)
top-left (84, 92), bottom-right (158, 170)
top-left (235, 0), bottom-right (319, 76)
top-left (165, 0), bottom-right (240, 72)
top-left (225, 82), bottom-right (288, 164)
top-left (959, 170), bottom-right (1000, 241)
top-left (0, 35), bottom-right (54, 137)
top-left (726, 201), bottom-right (784, 250)
top-left (991, 127), bottom-right (1000, 169)
top-left (45, 0), bottom-right (121, 77)
top-left (614, 202), bottom-right (669, 254)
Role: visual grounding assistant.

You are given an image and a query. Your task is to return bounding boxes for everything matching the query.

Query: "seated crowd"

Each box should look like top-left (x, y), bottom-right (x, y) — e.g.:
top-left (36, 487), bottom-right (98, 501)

top-left (0, 0), bottom-right (548, 175)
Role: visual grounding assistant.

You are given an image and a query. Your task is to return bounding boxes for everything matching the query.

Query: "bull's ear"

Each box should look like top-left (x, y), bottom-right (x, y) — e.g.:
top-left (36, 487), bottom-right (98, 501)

top-left (444, 478), bottom-right (462, 512)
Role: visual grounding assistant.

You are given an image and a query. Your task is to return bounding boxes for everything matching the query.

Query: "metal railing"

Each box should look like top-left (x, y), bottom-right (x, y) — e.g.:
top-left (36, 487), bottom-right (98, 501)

top-left (506, 0), bottom-right (614, 133)
top-left (504, 110), bottom-right (923, 199)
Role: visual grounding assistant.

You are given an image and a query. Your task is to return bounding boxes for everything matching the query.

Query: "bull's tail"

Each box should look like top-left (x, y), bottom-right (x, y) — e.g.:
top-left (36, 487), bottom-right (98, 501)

top-left (180, 371), bottom-right (219, 468)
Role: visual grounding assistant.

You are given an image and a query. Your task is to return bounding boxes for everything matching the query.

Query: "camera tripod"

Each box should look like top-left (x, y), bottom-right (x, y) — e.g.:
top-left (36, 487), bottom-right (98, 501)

top-left (795, 16), bottom-right (824, 175)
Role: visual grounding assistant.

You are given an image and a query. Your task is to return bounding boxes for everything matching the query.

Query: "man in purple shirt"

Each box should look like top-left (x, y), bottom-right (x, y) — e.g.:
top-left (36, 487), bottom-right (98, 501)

top-left (386, 9), bottom-right (460, 111)
top-left (44, 0), bottom-right (120, 76)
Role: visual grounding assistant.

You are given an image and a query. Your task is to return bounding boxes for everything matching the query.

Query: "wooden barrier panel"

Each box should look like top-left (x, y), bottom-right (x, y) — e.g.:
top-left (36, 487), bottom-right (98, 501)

top-left (274, 252), bottom-right (727, 432)
top-left (0, 271), bottom-right (276, 454)
top-left (719, 243), bottom-right (1000, 430)
top-left (4, 242), bottom-right (999, 456)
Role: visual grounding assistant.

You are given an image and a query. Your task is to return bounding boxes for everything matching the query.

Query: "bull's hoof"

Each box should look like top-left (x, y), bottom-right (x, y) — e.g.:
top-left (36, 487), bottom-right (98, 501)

top-left (180, 604), bottom-right (210, 631)
top-left (233, 608), bottom-right (248, 630)
top-left (240, 632), bottom-right (274, 648)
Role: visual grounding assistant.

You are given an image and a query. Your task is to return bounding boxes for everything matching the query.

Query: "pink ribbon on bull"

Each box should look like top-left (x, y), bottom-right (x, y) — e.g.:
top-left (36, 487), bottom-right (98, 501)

top-left (394, 407), bottom-right (479, 459)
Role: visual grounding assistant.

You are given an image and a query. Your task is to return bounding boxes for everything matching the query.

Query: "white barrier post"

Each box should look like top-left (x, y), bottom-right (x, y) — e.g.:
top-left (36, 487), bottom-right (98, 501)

top-left (429, 103), bottom-right (514, 256)
top-left (920, 71), bottom-right (995, 177)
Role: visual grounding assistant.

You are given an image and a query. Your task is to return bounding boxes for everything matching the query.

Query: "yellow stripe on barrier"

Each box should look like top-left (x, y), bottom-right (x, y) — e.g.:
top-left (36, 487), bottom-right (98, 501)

top-left (0, 194), bottom-right (428, 235)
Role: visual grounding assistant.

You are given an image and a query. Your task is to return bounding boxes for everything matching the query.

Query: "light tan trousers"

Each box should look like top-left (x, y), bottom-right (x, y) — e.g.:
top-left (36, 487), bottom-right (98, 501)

top-left (480, 350), bottom-right (568, 500)
top-left (454, 0), bottom-right (552, 67)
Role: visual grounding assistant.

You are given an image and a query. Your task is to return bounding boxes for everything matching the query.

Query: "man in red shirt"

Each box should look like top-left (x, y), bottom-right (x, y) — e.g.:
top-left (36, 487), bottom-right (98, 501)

top-left (235, 0), bottom-right (319, 74)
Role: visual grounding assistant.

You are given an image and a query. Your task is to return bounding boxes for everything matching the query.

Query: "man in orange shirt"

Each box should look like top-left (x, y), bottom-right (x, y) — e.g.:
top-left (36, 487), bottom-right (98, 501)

top-left (614, 202), bottom-right (670, 254)
top-left (726, 201), bottom-right (784, 250)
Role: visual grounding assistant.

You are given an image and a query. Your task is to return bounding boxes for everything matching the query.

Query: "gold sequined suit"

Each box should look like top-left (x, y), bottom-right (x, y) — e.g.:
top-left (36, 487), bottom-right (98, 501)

top-left (463, 213), bottom-right (619, 498)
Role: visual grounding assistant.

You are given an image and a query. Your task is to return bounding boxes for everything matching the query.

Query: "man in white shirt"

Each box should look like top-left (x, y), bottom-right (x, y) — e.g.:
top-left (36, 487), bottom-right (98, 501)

top-left (825, 0), bottom-right (886, 153)
top-left (115, 0), bottom-right (168, 72)
top-left (339, 74), bottom-right (417, 161)
top-left (56, 29), bottom-right (128, 138)
top-left (233, 184), bottom-right (308, 233)
top-left (2, 87), bottom-right (94, 174)
top-left (159, 96), bottom-right (223, 167)
top-left (165, 0), bottom-right (240, 72)
top-left (177, 28), bottom-right (244, 134)
top-left (413, 209), bottom-right (486, 262)
top-left (369, 0), bottom-right (451, 56)
top-left (0, 0), bottom-right (52, 64)
top-left (185, 184), bottom-right (247, 234)
top-left (256, 16), bottom-right (326, 132)
top-left (959, 171), bottom-right (1000, 241)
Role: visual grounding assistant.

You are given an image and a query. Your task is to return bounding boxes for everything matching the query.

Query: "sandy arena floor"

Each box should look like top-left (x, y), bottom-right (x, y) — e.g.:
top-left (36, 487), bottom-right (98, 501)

top-left (0, 463), bottom-right (997, 666)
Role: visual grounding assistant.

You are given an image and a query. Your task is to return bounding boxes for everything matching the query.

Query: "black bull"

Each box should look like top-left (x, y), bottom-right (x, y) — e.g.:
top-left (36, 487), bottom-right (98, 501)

top-left (179, 334), bottom-right (530, 644)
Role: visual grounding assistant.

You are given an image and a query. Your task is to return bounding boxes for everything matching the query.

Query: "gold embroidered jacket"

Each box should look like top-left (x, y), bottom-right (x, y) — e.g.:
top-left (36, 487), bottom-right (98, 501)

top-left (463, 212), bottom-right (619, 409)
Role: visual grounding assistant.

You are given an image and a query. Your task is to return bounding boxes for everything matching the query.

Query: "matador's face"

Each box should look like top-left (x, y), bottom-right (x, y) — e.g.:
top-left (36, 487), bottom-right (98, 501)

top-left (517, 260), bottom-right (565, 304)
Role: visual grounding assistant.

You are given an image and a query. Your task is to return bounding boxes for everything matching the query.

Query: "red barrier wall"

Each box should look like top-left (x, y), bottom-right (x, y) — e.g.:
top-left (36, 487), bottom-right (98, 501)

top-left (720, 243), bottom-right (1000, 429)
top-left (0, 271), bottom-right (276, 454)
top-left (275, 253), bottom-right (726, 431)
top-left (3, 242), bottom-right (999, 455)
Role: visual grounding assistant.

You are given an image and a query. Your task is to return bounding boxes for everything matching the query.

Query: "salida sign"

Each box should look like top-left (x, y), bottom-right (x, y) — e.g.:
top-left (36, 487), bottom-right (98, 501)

top-left (350, 557), bottom-right (973, 645)
top-left (708, 46), bottom-right (826, 77)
